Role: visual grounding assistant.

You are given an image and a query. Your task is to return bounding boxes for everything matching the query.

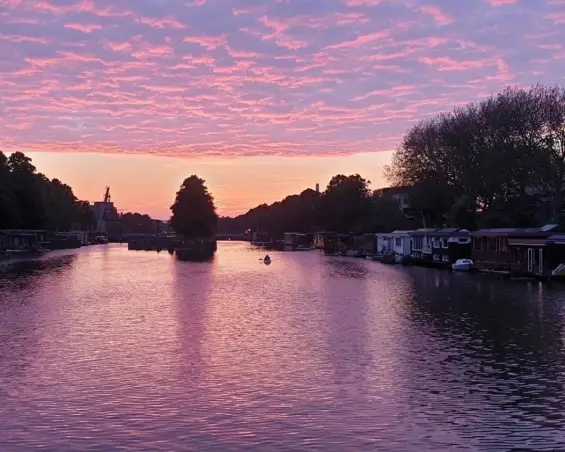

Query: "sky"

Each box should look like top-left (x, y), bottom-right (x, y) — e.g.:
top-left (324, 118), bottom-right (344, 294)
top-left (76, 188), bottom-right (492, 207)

top-left (1, 0), bottom-right (564, 218)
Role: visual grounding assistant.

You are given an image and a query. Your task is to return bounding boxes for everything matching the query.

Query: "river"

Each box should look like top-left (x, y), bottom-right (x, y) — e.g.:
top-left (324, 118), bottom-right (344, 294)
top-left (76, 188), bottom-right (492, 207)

top-left (1, 242), bottom-right (565, 451)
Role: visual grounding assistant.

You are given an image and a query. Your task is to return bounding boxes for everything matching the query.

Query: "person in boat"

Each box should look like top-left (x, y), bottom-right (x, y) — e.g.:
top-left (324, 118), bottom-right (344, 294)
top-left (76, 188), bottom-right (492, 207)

top-left (264, 255), bottom-right (271, 263)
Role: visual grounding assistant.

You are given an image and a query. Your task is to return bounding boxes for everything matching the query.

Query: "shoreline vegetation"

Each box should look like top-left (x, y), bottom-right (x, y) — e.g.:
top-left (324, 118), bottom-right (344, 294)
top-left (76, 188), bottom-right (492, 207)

top-left (3, 84), bottom-right (565, 251)
top-left (220, 84), bottom-right (565, 237)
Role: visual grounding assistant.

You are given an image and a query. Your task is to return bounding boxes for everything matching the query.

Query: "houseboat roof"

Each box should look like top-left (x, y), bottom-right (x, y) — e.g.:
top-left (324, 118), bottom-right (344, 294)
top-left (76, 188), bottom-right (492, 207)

top-left (471, 224), bottom-right (559, 237)
top-left (409, 228), bottom-right (470, 237)
top-left (0, 229), bottom-right (45, 236)
top-left (549, 234), bottom-right (565, 244)
top-left (409, 228), bottom-right (438, 235)
top-left (324, 233), bottom-right (350, 239)
top-left (391, 230), bottom-right (414, 236)
top-left (470, 228), bottom-right (521, 237)
top-left (434, 228), bottom-right (470, 237)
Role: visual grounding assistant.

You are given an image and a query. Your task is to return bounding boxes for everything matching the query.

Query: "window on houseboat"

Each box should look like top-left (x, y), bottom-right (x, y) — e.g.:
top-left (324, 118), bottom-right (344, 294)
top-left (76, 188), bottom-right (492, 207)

top-left (442, 238), bottom-right (448, 248)
top-left (433, 254), bottom-right (440, 261)
top-left (442, 255), bottom-right (449, 262)
top-left (473, 238), bottom-right (482, 251)
top-left (395, 238), bottom-right (401, 247)
top-left (499, 237), bottom-right (507, 252)
top-left (488, 237), bottom-right (497, 252)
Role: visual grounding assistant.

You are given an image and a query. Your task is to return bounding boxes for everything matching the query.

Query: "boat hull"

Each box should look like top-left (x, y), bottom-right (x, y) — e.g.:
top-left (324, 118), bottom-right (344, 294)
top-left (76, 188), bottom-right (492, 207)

top-left (452, 264), bottom-right (472, 271)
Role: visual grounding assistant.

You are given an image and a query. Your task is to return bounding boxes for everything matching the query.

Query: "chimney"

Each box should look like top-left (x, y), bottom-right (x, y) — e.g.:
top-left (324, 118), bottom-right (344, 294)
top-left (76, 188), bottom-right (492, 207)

top-left (315, 183), bottom-right (320, 193)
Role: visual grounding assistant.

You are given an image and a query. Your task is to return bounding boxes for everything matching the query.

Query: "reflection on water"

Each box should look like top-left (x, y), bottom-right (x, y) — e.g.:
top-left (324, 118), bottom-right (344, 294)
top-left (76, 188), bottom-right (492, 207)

top-left (1, 243), bottom-right (565, 450)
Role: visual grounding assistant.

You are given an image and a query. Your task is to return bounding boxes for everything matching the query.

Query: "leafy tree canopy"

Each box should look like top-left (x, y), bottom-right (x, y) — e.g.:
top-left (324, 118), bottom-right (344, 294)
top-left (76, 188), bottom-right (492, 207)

top-left (385, 84), bottom-right (565, 229)
top-left (170, 176), bottom-right (218, 238)
top-left (0, 150), bottom-right (93, 230)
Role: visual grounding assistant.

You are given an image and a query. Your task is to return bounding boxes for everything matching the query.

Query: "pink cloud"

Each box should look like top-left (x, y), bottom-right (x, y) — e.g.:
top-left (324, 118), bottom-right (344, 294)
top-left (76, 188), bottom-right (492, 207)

top-left (344, 0), bottom-right (385, 5)
top-left (0, 33), bottom-right (49, 43)
top-left (0, 0), bottom-right (561, 187)
top-left (420, 56), bottom-right (494, 71)
top-left (64, 23), bottom-right (102, 33)
top-left (487, 0), bottom-right (518, 5)
top-left (183, 34), bottom-right (226, 50)
top-left (353, 85), bottom-right (417, 101)
top-left (419, 5), bottom-right (453, 25)
top-left (106, 41), bottom-right (132, 52)
top-left (134, 16), bottom-right (186, 29)
top-left (546, 12), bottom-right (565, 24)
top-left (325, 30), bottom-right (391, 50)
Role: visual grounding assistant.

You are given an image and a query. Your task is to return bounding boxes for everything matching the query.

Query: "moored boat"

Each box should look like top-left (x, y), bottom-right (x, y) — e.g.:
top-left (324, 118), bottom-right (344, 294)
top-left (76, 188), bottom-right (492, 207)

top-left (452, 259), bottom-right (473, 271)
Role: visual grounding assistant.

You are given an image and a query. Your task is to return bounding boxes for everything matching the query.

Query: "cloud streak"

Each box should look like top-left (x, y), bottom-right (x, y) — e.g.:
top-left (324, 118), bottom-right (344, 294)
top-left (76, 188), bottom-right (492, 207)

top-left (0, 0), bottom-right (563, 157)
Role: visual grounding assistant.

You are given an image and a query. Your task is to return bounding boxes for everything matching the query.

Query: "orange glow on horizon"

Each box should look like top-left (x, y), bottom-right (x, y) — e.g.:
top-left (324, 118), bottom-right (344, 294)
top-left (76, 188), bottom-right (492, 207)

top-left (21, 151), bottom-right (393, 219)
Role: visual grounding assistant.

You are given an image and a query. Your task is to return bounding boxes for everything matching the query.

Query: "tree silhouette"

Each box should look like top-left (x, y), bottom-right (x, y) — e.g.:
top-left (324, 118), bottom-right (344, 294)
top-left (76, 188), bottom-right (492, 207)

top-left (318, 174), bottom-right (372, 233)
top-left (170, 176), bottom-right (217, 238)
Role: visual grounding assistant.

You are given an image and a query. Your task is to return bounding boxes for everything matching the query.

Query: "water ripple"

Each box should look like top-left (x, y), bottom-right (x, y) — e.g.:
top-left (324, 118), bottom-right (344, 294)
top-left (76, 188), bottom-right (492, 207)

top-left (1, 244), bottom-right (565, 450)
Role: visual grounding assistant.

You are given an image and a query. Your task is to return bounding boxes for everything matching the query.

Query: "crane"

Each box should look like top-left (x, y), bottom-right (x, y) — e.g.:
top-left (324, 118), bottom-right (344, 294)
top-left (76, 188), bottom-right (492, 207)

top-left (96, 186), bottom-right (111, 234)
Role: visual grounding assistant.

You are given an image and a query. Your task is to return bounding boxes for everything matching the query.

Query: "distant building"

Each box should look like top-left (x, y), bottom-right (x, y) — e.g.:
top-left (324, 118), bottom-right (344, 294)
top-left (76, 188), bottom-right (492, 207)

top-left (374, 186), bottom-right (412, 212)
top-left (91, 200), bottom-right (115, 233)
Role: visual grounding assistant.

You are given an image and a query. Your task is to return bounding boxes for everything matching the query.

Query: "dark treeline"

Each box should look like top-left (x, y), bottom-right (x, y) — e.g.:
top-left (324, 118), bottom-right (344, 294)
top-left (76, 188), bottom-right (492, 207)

top-left (107, 212), bottom-right (169, 236)
top-left (1, 150), bottom-right (165, 234)
top-left (218, 174), bottom-right (414, 235)
top-left (0, 151), bottom-right (95, 231)
top-left (220, 84), bottom-right (565, 235)
top-left (386, 84), bottom-right (565, 229)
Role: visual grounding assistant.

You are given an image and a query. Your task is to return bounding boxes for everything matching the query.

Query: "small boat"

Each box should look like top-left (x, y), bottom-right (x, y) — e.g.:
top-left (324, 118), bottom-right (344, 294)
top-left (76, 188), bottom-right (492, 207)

top-left (452, 259), bottom-right (473, 271)
top-left (264, 255), bottom-right (271, 265)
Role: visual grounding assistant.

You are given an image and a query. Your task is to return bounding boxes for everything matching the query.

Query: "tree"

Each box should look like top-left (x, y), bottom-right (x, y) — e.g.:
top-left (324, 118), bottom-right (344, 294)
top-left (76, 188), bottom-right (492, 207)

top-left (385, 85), bottom-right (565, 229)
top-left (536, 85), bottom-right (565, 222)
top-left (75, 201), bottom-right (96, 231)
top-left (170, 176), bottom-right (218, 238)
top-left (0, 151), bottom-right (20, 228)
top-left (0, 151), bottom-right (97, 231)
top-left (217, 189), bottom-right (321, 237)
top-left (46, 178), bottom-right (80, 231)
top-left (318, 174), bottom-right (372, 233)
top-left (7, 152), bottom-right (50, 229)
top-left (365, 192), bottom-right (414, 232)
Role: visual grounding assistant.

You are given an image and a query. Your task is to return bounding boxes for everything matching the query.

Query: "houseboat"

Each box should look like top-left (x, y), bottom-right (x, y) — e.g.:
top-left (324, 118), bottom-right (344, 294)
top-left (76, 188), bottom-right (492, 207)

top-left (283, 232), bottom-right (313, 251)
top-left (376, 233), bottom-right (392, 254)
top-left (322, 234), bottom-right (351, 256)
top-left (0, 230), bottom-right (49, 254)
top-left (409, 228), bottom-right (436, 262)
top-left (361, 233), bottom-right (377, 259)
top-left (390, 230), bottom-right (413, 264)
top-left (374, 233), bottom-right (393, 262)
top-left (548, 234), bottom-right (565, 278)
top-left (471, 225), bottom-right (559, 278)
top-left (251, 231), bottom-right (272, 247)
top-left (313, 232), bottom-right (330, 250)
top-left (413, 228), bottom-right (472, 268)
top-left (505, 225), bottom-right (559, 278)
top-left (471, 228), bottom-right (521, 275)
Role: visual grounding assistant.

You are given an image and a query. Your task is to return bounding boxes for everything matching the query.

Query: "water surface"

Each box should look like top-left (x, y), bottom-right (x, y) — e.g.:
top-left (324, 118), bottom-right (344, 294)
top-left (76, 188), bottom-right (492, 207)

top-left (1, 242), bottom-right (565, 451)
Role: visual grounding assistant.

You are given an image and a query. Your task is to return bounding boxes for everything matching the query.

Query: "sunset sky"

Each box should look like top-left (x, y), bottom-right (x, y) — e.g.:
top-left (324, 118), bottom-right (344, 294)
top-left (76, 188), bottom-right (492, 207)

top-left (1, 0), bottom-right (564, 218)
